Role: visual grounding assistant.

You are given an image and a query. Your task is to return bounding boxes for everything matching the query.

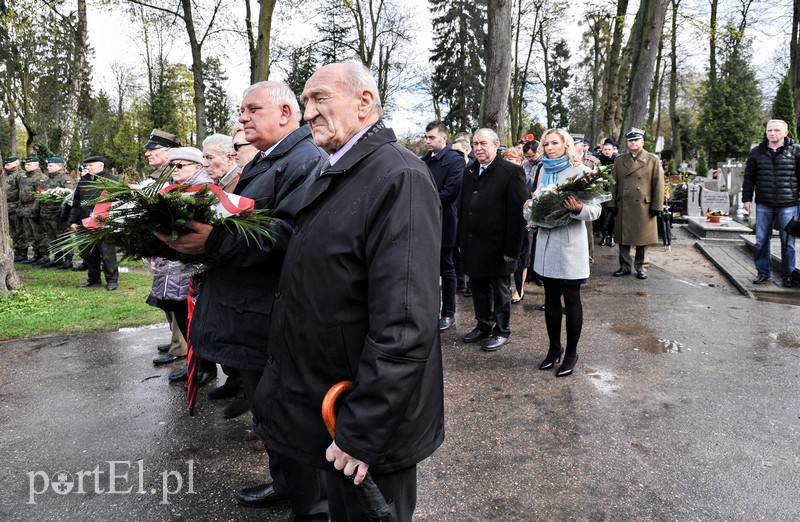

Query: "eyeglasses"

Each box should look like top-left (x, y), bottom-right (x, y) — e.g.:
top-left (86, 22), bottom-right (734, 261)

top-left (233, 142), bottom-right (251, 152)
top-left (172, 163), bottom-right (194, 170)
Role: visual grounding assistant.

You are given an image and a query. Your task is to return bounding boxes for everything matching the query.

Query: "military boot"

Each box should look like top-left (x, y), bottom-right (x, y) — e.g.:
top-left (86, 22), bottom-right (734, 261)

top-left (13, 248), bottom-right (28, 262)
top-left (59, 255), bottom-right (74, 270)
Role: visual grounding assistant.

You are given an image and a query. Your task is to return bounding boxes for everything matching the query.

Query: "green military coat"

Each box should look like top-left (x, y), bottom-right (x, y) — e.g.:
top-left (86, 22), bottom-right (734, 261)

top-left (608, 148), bottom-right (664, 246)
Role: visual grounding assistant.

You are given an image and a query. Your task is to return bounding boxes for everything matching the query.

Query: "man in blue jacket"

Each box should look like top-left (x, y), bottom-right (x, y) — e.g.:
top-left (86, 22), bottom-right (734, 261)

top-left (742, 119), bottom-right (800, 287)
top-left (423, 121), bottom-right (464, 331)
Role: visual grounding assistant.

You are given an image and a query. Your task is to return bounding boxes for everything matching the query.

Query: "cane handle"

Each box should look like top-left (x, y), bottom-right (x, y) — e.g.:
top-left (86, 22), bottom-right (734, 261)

top-left (322, 380), bottom-right (356, 438)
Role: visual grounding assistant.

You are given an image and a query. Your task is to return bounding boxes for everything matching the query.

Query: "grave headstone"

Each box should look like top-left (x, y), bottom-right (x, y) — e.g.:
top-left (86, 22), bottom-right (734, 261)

top-left (686, 184), bottom-right (702, 217)
top-left (700, 187), bottom-right (730, 214)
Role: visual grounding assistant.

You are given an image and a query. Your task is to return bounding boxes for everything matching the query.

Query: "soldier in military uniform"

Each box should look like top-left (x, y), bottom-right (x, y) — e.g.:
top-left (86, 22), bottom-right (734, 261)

top-left (3, 156), bottom-right (26, 261)
top-left (144, 128), bottom-right (181, 181)
top-left (37, 157), bottom-right (75, 268)
top-left (18, 156), bottom-right (47, 264)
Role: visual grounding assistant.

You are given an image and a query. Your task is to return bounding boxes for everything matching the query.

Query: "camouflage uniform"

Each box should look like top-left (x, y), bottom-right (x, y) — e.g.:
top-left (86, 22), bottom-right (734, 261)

top-left (38, 160), bottom-right (75, 266)
top-left (3, 158), bottom-right (26, 260)
top-left (18, 159), bottom-right (47, 263)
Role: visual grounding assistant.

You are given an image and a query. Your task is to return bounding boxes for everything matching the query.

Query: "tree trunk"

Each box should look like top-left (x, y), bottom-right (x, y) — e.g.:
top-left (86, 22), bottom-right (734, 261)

top-left (59, 0), bottom-right (88, 163)
top-left (601, 0), bottom-right (630, 140)
top-left (669, 0), bottom-right (682, 168)
top-left (620, 0), bottom-right (669, 150)
top-left (709, 0), bottom-right (718, 89)
top-left (253, 0), bottom-right (277, 81)
top-left (482, 0), bottom-right (513, 137)
top-left (245, 0), bottom-right (256, 84)
top-left (181, 0), bottom-right (207, 145)
top-left (646, 33), bottom-right (663, 132)
top-left (539, 30), bottom-right (552, 128)
top-left (0, 170), bottom-right (21, 293)
top-left (792, 0), bottom-right (800, 127)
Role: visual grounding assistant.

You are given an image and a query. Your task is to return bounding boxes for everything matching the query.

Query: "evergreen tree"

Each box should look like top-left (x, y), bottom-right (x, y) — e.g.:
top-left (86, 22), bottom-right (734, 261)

top-left (699, 26), bottom-right (762, 163)
top-left (285, 44), bottom-right (318, 111)
top-left (772, 74), bottom-right (798, 141)
top-left (428, 0), bottom-right (487, 133)
top-left (204, 57), bottom-right (232, 135)
top-left (315, 0), bottom-right (356, 65)
top-left (549, 39), bottom-right (571, 129)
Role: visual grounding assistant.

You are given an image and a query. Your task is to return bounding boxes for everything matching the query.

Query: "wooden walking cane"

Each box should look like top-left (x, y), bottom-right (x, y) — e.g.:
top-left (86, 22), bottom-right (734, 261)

top-left (322, 381), bottom-right (398, 522)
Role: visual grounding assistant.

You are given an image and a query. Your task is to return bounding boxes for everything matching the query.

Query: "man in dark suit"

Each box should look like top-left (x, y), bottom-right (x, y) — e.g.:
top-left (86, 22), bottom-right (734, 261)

top-left (423, 121), bottom-right (464, 332)
top-left (459, 128), bottom-right (528, 351)
top-left (156, 81), bottom-right (328, 518)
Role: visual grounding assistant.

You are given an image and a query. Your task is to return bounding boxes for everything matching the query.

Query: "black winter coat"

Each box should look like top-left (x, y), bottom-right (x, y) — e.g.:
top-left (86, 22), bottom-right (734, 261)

top-left (458, 155), bottom-right (528, 277)
top-left (253, 124), bottom-right (445, 473)
top-left (189, 126), bottom-right (327, 371)
top-left (742, 137), bottom-right (800, 208)
top-left (69, 170), bottom-right (118, 224)
top-left (422, 144), bottom-right (464, 248)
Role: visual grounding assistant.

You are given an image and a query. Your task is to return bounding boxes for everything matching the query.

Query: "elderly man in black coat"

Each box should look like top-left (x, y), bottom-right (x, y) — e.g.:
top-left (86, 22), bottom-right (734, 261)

top-left (459, 128), bottom-right (528, 351)
top-left (422, 120), bottom-right (464, 332)
top-left (156, 81), bottom-right (329, 518)
top-left (253, 61), bottom-right (444, 522)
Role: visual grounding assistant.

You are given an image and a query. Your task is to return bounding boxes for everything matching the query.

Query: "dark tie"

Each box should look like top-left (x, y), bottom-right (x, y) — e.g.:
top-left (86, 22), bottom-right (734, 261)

top-left (479, 166), bottom-right (486, 176)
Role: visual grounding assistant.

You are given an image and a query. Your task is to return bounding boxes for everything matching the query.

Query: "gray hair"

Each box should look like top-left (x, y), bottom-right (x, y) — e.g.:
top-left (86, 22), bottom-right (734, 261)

top-left (766, 119), bottom-right (788, 131)
top-left (338, 61), bottom-right (383, 117)
top-left (474, 128), bottom-right (500, 144)
top-left (242, 81), bottom-right (302, 123)
top-left (202, 133), bottom-right (234, 155)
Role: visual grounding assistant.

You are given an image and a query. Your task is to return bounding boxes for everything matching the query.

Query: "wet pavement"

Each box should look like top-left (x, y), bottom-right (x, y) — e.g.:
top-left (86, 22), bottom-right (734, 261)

top-left (2, 243), bottom-right (800, 521)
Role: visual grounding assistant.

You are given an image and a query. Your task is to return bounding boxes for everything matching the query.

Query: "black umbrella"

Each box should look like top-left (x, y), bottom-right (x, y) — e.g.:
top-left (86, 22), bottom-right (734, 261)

top-left (660, 201), bottom-right (672, 251)
top-left (322, 381), bottom-right (398, 522)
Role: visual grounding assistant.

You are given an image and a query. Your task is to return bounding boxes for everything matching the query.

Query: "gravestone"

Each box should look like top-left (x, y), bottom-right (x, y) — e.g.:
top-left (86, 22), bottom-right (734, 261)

top-left (686, 184), bottom-right (702, 217)
top-left (700, 188), bottom-right (730, 214)
top-left (704, 179), bottom-right (720, 191)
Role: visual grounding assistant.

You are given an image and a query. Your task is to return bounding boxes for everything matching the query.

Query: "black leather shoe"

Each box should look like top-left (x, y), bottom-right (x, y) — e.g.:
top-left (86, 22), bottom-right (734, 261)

top-left (636, 270), bottom-right (647, 280)
top-left (76, 281), bottom-right (102, 288)
top-left (106, 282), bottom-right (118, 291)
top-left (438, 316), bottom-right (455, 331)
top-left (223, 397), bottom-right (250, 419)
top-left (461, 328), bottom-right (491, 343)
top-left (539, 346), bottom-right (564, 370)
top-left (236, 483), bottom-right (288, 508)
top-left (168, 367), bottom-right (188, 382)
top-left (156, 343), bottom-right (171, 353)
top-left (753, 274), bottom-right (771, 284)
top-left (153, 353), bottom-right (186, 365)
top-left (613, 268), bottom-right (631, 277)
top-left (482, 335), bottom-right (508, 351)
top-left (783, 277), bottom-right (795, 288)
top-left (557, 354), bottom-right (579, 377)
top-left (196, 368), bottom-right (218, 387)
top-left (208, 382), bottom-right (240, 400)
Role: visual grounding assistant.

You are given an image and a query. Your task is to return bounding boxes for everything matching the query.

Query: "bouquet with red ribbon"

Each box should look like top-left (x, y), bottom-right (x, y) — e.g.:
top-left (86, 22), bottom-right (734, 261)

top-left (54, 169), bottom-right (272, 267)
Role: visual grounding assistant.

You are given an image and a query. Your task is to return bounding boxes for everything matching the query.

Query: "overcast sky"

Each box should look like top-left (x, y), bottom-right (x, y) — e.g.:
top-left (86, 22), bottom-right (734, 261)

top-left (87, 0), bottom-right (785, 138)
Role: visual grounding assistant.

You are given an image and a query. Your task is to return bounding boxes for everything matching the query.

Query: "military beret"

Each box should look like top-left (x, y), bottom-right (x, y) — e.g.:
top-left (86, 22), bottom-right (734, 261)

top-left (22, 156), bottom-right (40, 163)
top-left (625, 127), bottom-right (645, 141)
top-left (145, 129), bottom-right (181, 149)
top-left (83, 155), bottom-right (105, 164)
top-left (46, 156), bottom-right (65, 164)
top-left (3, 155), bottom-right (18, 164)
top-left (167, 147), bottom-right (203, 165)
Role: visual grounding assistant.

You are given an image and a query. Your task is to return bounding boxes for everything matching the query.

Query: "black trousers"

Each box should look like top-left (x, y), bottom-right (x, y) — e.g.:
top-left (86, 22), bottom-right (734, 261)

top-left (469, 275), bottom-right (512, 336)
top-left (241, 370), bottom-right (328, 521)
top-left (84, 240), bottom-right (118, 284)
top-left (326, 464), bottom-right (417, 522)
top-left (440, 247), bottom-right (457, 318)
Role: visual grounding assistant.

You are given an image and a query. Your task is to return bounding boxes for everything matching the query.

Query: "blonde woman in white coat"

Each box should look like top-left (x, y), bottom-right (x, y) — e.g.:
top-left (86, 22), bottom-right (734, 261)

top-left (533, 128), bottom-right (601, 377)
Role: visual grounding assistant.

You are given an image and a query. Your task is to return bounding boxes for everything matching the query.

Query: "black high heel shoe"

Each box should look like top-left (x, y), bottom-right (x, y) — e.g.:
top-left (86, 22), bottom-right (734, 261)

top-left (556, 353), bottom-right (579, 377)
top-left (539, 346), bottom-right (564, 370)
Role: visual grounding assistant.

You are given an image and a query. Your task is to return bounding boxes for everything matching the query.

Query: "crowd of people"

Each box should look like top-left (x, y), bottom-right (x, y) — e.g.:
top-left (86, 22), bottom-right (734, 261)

top-left (3, 61), bottom-right (674, 521)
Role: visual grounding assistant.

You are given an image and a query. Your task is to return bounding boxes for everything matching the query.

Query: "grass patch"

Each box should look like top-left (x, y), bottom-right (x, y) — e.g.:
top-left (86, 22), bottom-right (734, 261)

top-left (0, 262), bottom-right (164, 340)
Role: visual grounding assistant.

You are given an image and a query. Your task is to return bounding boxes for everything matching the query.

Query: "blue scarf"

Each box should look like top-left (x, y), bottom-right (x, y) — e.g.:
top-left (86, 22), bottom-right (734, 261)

top-left (540, 155), bottom-right (570, 187)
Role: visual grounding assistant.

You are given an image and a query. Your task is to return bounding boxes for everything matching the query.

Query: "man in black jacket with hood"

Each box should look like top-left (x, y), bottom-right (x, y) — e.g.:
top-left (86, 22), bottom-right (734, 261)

top-left (742, 119), bottom-right (800, 287)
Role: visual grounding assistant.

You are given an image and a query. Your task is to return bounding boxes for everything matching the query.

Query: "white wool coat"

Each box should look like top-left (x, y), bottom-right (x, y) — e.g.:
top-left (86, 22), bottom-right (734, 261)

top-left (532, 164), bottom-right (602, 280)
